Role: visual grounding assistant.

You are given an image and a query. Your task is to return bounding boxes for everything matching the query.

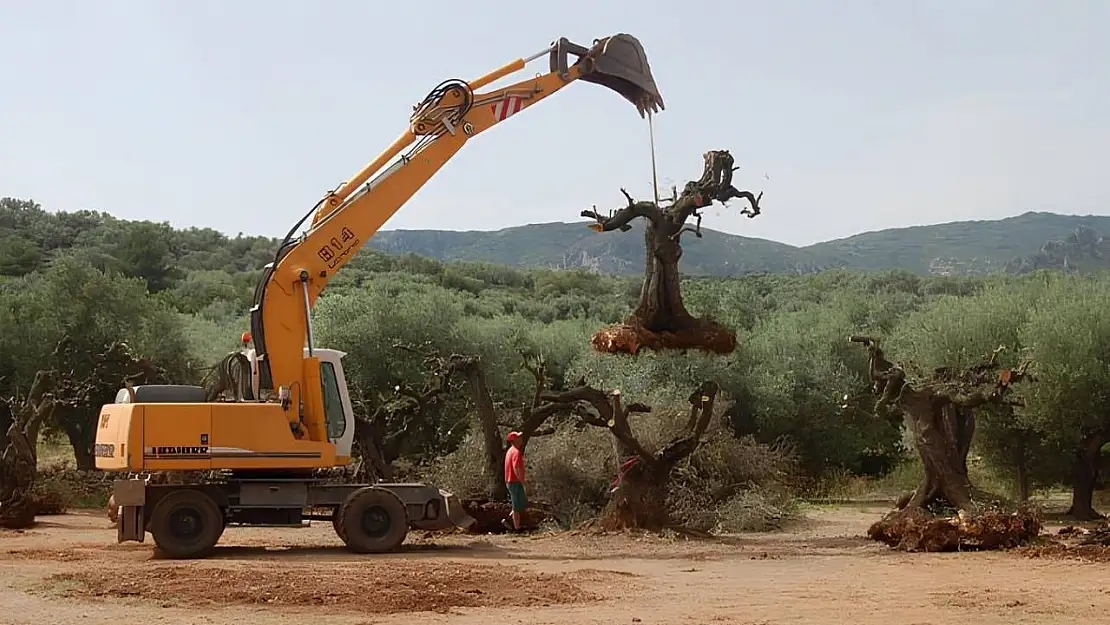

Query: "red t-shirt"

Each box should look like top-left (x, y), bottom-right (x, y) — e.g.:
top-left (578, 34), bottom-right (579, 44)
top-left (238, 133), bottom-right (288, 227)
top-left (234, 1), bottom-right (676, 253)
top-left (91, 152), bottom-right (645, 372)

top-left (504, 445), bottom-right (525, 483)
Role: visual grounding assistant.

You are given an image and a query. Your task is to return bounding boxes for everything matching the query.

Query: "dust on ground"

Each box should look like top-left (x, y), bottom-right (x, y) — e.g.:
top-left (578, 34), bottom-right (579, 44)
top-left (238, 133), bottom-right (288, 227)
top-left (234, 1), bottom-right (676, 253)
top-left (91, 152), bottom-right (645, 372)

top-left (2, 505), bottom-right (1109, 625)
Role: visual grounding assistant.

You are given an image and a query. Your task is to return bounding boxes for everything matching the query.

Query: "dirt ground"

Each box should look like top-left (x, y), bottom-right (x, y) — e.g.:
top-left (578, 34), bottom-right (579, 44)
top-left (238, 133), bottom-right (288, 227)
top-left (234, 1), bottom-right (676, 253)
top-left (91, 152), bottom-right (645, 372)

top-left (1, 504), bottom-right (1108, 625)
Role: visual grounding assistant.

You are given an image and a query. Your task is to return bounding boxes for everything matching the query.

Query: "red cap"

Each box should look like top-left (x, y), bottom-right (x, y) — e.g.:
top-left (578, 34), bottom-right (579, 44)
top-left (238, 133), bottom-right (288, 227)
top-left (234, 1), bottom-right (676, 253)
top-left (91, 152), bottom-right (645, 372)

top-left (506, 431), bottom-right (522, 442)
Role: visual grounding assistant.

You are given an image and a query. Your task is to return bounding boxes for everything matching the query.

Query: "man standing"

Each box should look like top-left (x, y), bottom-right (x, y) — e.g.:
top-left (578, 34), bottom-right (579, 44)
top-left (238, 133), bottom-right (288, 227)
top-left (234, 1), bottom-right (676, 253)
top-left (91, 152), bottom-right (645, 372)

top-left (503, 431), bottom-right (527, 531)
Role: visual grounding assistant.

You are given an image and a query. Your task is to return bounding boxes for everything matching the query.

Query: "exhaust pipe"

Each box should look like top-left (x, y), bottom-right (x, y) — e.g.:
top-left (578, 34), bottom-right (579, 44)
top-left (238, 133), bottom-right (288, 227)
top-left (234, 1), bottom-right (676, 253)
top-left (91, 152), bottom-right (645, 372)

top-left (551, 34), bottom-right (665, 118)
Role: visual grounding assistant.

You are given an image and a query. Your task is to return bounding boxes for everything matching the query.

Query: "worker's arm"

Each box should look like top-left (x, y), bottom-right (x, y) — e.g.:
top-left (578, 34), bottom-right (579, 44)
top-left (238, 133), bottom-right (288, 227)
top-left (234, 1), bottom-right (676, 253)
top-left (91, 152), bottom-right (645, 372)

top-left (250, 35), bottom-right (663, 442)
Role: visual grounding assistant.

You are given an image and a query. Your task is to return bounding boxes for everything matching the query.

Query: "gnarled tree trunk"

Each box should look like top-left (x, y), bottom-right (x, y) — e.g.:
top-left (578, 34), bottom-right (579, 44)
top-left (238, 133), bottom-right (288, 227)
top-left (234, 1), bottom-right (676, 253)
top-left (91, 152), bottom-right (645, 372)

top-left (897, 398), bottom-right (975, 511)
top-left (538, 380), bottom-right (721, 530)
top-left (455, 359), bottom-right (508, 502)
top-left (851, 336), bottom-right (1040, 552)
top-left (581, 150), bottom-right (761, 355)
top-left (0, 371), bottom-right (54, 529)
top-left (1066, 429), bottom-right (1109, 520)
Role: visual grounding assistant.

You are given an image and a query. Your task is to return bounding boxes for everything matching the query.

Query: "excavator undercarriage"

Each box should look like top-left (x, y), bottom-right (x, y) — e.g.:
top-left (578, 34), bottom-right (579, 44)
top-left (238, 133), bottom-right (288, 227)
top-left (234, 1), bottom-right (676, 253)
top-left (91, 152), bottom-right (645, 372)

top-left (113, 473), bottom-right (472, 558)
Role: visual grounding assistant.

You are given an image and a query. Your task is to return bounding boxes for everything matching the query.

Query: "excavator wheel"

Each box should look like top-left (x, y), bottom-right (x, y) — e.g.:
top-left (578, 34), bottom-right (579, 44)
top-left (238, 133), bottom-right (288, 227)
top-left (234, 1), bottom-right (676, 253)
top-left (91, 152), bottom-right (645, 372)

top-left (335, 486), bottom-right (408, 554)
top-left (148, 489), bottom-right (225, 559)
top-left (331, 505), bottom-right (347, 544)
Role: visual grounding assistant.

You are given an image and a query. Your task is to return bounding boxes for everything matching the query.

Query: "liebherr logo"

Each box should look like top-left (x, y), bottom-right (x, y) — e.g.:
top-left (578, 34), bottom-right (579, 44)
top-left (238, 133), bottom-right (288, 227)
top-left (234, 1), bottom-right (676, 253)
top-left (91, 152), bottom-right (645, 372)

top-left (148, 446), bottom-right (209, 456)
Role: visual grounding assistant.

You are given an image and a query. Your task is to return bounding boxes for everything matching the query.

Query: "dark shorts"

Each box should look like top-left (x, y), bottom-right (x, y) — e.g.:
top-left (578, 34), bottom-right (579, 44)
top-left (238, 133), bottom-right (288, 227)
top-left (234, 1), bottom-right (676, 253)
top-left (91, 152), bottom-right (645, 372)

top-left (507, 481), bottom-right (527, 512)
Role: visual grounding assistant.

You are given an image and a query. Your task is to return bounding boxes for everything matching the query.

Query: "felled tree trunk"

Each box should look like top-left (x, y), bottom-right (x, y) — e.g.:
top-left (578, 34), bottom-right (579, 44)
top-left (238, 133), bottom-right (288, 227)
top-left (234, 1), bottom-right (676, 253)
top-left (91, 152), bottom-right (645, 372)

top-left (1066, 429), bottom-right (1109, 521)
top-left (582, 150), bottom-right (761, 356)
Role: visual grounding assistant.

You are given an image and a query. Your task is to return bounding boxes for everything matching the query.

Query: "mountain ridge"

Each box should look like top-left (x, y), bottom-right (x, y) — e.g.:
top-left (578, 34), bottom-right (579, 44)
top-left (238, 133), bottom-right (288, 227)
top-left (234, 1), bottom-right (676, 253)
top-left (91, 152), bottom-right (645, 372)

top-left (367, 211), bottom-right (1110, 276)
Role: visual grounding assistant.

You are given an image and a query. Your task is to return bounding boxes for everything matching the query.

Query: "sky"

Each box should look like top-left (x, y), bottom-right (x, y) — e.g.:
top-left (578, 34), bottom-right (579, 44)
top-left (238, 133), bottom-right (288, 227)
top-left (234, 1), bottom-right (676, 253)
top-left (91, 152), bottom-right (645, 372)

top-left (1, 1), bottom-right (1108, 248)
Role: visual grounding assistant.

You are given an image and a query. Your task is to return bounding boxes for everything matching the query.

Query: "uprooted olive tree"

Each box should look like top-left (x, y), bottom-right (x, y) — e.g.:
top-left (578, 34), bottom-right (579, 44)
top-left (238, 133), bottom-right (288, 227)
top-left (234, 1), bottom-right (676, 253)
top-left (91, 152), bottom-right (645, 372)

top-left (581, 150), bottom-right (762, 355)
top-left (850, 336), bottom-right (1041, 551)
top-left (534, 380), bottom-right (723, 530)
top-left (0, 371), bottom-right (54, 529)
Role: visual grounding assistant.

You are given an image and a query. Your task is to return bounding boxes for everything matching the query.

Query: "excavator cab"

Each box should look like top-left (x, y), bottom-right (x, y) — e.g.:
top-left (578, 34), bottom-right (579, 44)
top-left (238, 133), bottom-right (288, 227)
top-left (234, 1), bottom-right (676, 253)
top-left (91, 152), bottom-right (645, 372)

top-left (551, 33), bottom-right (665, 118)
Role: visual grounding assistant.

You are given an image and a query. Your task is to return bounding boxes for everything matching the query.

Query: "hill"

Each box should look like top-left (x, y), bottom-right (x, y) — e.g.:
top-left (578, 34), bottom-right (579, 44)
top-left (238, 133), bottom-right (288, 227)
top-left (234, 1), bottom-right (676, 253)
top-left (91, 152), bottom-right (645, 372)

top-left (4, 197), bottom-right (1110, 280)
top-left (368, 212), bottom-right (1110, 277)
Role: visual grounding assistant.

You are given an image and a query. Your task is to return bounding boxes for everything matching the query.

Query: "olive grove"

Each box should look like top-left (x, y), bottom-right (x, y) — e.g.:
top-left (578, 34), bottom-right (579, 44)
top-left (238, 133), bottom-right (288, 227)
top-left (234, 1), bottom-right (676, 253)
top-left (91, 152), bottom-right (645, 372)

top-left (2, 197), bottom-right (1110, 541)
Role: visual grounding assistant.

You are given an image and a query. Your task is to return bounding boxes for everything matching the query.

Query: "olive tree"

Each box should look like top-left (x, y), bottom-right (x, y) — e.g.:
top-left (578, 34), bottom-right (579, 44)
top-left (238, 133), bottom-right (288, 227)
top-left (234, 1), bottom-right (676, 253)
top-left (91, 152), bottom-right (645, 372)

top-left (1018, 275), bottom-right (1110, 520)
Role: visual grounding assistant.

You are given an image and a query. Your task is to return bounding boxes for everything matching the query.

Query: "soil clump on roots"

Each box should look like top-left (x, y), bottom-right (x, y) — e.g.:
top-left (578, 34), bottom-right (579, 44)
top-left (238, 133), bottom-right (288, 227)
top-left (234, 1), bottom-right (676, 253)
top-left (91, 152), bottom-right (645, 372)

top-left (461, 498), bottom-right (550, 534)
top-left (868, 505), bottom-right (1042, 552)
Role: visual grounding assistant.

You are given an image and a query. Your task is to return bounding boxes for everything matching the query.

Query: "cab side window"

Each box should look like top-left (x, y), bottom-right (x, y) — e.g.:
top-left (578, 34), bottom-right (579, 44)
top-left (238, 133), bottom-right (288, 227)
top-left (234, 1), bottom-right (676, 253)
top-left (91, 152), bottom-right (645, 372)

top-left (319, 362), bottom-right (346, 440)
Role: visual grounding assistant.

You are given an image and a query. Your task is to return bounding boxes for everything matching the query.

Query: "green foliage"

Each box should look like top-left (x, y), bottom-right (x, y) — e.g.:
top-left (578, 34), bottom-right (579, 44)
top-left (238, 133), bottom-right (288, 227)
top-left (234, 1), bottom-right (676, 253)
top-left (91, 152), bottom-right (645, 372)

top-left (7, 195), bottom-right (1110, 520)
top-left (1018, 275), bottom-right (1110, 453)
top-left (736, 291), bottom-right (908, 476)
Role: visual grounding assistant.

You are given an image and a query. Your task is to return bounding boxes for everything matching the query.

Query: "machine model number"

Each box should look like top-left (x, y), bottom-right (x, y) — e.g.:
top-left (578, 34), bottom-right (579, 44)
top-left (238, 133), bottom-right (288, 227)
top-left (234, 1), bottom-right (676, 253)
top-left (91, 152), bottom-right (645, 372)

top-left (93, 443), bottom-right (115, 458)
top-left (316, 226), bottom-right (359, 269)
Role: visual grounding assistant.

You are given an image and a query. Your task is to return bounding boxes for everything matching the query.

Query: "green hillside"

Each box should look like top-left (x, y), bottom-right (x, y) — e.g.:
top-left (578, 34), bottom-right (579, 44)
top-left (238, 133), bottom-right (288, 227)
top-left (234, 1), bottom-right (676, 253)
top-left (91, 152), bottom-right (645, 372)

top-left (4, 196), bottom-right (1110, 280)
top-left (367, 221), bottom-right (814, 276)
top-left (368, 211), bottom-right (1110, 276)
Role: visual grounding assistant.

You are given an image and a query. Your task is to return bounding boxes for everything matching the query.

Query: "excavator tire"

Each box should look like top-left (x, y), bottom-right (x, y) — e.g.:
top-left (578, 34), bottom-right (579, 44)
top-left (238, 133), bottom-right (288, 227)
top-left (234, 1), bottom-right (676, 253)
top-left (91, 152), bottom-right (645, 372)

top-left (332, 505), bottom-right (346, 544)
top-left (148, 489), bottom-right (225, 559)
top-left (335, 487), bottom-right (408, 554)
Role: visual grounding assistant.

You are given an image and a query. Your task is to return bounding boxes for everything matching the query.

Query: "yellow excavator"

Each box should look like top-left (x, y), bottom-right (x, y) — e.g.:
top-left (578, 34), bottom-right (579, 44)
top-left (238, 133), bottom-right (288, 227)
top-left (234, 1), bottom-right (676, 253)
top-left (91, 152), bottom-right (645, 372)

top-left (94, 34), bottom-right (664, 558)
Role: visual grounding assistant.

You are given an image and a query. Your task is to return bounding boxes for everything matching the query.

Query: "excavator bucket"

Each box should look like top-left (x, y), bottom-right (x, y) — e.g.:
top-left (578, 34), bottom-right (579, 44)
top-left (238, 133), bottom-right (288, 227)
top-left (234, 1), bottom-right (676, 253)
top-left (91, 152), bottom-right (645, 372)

top-left (552, 34), bottom-right (665, 118)
top-left (442, 490), bottom-right (477, 530)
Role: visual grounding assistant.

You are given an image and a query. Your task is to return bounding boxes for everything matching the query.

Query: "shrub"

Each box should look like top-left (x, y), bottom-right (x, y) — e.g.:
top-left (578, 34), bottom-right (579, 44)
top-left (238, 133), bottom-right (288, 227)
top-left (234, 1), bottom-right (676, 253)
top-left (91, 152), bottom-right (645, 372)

top-left (420, 399), bottom-right (803, 533)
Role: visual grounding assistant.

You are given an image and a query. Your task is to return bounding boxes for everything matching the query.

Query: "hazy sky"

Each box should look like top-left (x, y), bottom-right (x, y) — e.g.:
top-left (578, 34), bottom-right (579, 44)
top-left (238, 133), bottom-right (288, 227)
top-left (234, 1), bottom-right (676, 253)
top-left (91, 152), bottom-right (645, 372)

top-left (2, 1), bottom-right (1107, 247)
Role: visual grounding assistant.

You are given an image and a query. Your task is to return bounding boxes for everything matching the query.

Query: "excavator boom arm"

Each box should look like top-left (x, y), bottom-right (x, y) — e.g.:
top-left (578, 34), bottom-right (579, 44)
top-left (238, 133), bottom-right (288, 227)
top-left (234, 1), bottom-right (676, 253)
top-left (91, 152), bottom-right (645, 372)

top-left (249, 34), bottom-right (663, 441)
